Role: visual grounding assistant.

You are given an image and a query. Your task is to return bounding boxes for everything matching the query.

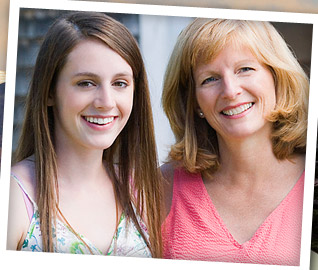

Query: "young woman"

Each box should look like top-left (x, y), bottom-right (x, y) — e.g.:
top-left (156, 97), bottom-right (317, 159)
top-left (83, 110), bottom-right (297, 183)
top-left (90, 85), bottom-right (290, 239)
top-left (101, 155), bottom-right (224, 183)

top-left (161, 19), bottom-right (308, 266)
top-left (7, 11), bottom-right (162, 257)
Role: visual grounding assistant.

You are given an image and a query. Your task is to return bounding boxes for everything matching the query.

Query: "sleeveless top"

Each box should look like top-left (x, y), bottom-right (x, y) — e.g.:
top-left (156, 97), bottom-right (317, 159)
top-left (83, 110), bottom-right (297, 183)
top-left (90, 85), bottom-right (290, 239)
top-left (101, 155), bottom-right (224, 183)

top-left (162, 167), bottom-right (304, 266)
top-left (12, 174), bottom-right (151, 257)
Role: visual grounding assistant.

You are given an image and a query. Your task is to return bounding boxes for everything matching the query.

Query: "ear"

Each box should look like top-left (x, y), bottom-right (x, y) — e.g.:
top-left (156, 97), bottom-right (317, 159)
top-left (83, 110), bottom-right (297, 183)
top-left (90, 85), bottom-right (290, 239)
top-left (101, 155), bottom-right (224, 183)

top-left (47, 98), bottom-right (54, 106)
top-left (197, 108), bottom-right (205, 118)
top-left (47, 92), bottom-right (55, 106)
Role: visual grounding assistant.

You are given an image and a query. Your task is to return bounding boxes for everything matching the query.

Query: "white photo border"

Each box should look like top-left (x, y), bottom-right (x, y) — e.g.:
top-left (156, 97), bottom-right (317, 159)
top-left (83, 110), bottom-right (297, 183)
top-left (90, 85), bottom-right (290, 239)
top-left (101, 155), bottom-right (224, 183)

top-left (1, 0), bottom-right (317, 270)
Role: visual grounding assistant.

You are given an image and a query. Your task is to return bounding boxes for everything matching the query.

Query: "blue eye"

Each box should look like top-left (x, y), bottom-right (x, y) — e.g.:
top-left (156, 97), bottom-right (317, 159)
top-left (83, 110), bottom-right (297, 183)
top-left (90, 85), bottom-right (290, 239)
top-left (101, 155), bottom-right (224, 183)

top-left (239, 67), bottom-right (254, 73)
top-left (202, 77), bottom-right (217, 85)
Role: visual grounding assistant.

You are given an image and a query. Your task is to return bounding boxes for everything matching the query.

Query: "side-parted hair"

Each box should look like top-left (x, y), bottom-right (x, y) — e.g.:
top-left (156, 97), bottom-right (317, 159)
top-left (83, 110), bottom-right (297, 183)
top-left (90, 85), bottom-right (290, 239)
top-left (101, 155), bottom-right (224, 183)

top-left (15, 11), bottom-right (162, 257)
top-left (162, 18), bottom-right (309, 177)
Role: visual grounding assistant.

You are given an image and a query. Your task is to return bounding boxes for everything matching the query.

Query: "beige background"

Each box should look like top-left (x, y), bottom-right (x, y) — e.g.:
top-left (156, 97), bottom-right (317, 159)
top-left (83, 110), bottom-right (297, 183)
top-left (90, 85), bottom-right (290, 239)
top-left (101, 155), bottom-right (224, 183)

top-left (1, 0), bottom-right (317, 269)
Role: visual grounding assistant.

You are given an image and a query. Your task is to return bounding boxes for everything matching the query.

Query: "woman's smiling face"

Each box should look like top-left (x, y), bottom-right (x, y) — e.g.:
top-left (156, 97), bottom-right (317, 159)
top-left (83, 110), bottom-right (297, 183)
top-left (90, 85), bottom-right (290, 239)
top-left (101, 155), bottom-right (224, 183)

top-left (52, 38), bottom-right (134, 152)
top-left (194, 43), bottom-right (276, 141)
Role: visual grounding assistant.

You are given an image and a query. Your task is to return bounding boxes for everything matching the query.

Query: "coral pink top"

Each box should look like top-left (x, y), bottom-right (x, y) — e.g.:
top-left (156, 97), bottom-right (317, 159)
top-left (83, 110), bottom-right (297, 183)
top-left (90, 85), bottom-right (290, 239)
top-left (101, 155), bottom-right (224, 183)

top-left (162, 167), bottom-right (304, 266)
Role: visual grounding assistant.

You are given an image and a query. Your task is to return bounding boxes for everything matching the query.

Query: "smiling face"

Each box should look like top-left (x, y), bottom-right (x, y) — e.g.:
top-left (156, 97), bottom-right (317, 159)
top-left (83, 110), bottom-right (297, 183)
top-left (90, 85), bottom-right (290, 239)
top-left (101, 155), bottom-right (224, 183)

top-left (194, 43), bottom-right (276, 141)
top-left (52, 38), bottom-right (134, 152)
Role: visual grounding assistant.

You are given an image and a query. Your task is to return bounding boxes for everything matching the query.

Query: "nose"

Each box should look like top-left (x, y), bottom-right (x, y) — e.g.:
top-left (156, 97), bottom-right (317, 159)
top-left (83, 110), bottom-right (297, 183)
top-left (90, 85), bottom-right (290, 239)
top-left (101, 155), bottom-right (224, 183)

top-left (220, 73), bottom-right (242, 100)
top-left (93, 85), bottom-right (115, 110)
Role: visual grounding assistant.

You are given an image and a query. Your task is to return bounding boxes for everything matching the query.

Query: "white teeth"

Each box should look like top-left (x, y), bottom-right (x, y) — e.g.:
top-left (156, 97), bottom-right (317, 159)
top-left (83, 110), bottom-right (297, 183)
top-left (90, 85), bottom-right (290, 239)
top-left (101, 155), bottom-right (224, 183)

top-left (84, 116), bottom-right (114, 125)
top-left (222, 102), bottom-right (253, 116)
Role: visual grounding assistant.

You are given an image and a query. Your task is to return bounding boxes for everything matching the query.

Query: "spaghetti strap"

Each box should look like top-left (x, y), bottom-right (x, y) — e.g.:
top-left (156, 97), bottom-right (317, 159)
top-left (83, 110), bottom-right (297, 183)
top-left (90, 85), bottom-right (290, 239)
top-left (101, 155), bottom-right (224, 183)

top-left (11, 173), bottom-right (36, 221)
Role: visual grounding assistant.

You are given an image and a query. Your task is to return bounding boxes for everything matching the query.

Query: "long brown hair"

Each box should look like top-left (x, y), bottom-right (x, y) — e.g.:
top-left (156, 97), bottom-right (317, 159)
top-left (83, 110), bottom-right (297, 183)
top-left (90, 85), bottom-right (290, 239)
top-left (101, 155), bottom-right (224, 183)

top-left (162, 18), bottom-right (309, 177)
top-left (15, 11), bottom-right (162, 257)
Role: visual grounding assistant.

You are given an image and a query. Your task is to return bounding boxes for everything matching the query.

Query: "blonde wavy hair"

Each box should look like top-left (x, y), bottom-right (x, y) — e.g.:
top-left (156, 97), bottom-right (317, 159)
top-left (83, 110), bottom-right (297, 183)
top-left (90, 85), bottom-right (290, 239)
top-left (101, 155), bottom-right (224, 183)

top-left (162, 18), bottom-right (309, 177)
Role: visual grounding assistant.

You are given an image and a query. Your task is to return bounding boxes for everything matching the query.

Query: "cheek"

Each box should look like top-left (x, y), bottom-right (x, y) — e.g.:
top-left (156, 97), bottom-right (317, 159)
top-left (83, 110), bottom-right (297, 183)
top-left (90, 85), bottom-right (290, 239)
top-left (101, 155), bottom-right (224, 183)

top-left (54, 92), bottom-right (87, 124)
top-left (120, 90), bottom-right (134, 118)
top-left (254, 70), bottom-right (276, 111)
top-left (264, 77), bottom-right (276, 111)
top-left (57, 95), bottom-right (83, 115)
top-left (270, 89), bottom-right (276, 109)
top-left (125, 101), bottom-right (133, 118)
top-left (195, 90), bottom-right (205, 108)
top-left (196, 90), bottom-right (217, 111)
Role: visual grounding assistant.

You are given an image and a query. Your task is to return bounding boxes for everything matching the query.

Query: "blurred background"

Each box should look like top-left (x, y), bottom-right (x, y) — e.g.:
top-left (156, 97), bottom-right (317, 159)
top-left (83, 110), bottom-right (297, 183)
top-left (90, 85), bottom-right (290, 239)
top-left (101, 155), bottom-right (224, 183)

top-left (10, 9), bottom-right (313, 161)
top-left (1, 0), bottom-right (318, 269)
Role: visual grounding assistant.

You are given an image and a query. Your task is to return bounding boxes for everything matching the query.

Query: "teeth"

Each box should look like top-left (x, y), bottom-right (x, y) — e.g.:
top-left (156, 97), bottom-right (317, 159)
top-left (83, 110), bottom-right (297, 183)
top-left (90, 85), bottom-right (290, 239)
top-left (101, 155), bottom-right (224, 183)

top-left (222, 103), bottom-right (253, 116)
top-left (84, 116), bottom-right (114, 125)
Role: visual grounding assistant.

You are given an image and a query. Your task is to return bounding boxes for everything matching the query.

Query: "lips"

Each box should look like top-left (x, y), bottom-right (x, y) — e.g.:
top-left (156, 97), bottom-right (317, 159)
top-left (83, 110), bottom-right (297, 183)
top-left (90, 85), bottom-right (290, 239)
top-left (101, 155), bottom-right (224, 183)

top-left (221, 102), bottom-right (253, 116)
top-left (83, 116), bottom-right (115, 125)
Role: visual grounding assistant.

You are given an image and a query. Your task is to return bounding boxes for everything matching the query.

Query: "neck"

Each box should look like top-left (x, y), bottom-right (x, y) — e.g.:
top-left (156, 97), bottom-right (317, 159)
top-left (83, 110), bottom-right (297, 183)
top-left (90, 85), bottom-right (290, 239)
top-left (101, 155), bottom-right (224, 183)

top-left (55, 139), bottom-right (107, 187)
top-left (216, 131), bottom-right (282, 187)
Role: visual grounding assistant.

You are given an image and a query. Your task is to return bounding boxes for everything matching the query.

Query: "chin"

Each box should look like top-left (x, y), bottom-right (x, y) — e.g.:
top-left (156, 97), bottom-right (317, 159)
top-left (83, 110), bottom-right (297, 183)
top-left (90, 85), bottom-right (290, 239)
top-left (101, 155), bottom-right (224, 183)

top-left (84, 139), bottom-right (117, 151)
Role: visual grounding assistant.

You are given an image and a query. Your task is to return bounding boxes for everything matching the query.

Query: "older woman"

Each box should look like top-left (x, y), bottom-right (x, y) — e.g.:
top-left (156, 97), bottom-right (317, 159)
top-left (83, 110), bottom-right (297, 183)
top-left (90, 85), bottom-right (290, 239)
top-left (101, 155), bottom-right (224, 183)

top-left (161, 19), bottom-right (308, 266)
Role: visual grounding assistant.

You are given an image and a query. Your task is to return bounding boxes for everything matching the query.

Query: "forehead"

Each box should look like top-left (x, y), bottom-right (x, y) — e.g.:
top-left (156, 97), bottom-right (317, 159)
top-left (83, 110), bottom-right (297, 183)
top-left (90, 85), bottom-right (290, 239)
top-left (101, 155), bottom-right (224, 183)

top-left (194, 40), bottom-right (260, 70)
top-left (61, 39), bottom-right (133, 76)
top-left (194, 44), bottom-right (261, 78)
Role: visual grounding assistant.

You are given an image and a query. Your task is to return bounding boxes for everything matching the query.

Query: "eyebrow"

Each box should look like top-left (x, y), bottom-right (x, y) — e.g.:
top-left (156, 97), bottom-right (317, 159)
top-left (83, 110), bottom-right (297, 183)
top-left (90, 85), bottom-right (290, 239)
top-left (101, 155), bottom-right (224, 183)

top-left (73, 72), bottom-right (133, 78)
top-left (197, 58), bottom-right (258, 72)
top-left (235, 59), bottom-right (258, 65)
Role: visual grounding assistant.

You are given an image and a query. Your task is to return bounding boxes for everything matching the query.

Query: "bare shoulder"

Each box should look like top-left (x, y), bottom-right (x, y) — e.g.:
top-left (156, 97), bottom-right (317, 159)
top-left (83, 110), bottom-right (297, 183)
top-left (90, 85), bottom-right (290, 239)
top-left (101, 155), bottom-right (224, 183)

top-left (11, 157), bottom-right (36, 199)
top-left (279, 154), bottom-right (306, 190)
top-left (160, 162), bottom-right (176, 219)
top-left (7, 157), bottom-right (35, 250)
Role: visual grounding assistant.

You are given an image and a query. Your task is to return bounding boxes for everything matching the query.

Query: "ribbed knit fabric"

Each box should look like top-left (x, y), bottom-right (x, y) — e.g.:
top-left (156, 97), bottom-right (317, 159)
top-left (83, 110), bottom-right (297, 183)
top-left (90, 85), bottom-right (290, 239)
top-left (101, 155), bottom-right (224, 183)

top-left (162, 167), bottom-right (304, 266)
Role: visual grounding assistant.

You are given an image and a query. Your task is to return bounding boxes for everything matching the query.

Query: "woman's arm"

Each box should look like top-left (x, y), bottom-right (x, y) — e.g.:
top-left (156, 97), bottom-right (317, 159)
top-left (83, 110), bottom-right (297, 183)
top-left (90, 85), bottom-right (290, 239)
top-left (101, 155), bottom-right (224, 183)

top-left (7, 160), bottom-right (36, 250)
top-left (7, 176), bottom-right (31, 250)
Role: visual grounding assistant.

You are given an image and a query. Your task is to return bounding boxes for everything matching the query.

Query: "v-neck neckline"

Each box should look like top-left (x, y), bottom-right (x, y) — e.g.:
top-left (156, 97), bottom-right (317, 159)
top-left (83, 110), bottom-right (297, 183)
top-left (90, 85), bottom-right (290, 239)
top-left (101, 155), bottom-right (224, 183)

top-left (197, 170), bottom-right (305, 248)
top-left (57, 211), bottom-right (125, 255)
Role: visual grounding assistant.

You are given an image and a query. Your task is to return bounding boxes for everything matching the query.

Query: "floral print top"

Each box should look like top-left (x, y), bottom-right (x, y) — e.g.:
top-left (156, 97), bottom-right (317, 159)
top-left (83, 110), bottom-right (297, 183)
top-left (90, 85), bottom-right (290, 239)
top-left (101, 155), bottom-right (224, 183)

top-left (12, 174), bottom-right (151, 257)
